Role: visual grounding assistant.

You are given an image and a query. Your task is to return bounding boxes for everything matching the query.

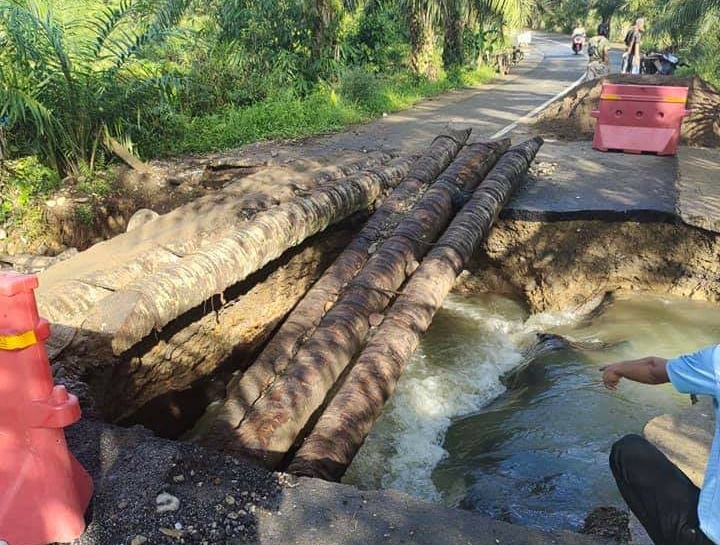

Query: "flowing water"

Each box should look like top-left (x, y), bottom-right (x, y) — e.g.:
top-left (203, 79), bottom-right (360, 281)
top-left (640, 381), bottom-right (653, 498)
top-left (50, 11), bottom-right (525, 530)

top-left (344, 292), bottom-right (720, 531)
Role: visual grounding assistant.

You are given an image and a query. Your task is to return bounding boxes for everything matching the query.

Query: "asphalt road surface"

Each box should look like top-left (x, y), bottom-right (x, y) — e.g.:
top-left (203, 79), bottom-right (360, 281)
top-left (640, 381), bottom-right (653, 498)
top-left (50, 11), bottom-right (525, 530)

top-left (315, 32), bottom-right (600, 153)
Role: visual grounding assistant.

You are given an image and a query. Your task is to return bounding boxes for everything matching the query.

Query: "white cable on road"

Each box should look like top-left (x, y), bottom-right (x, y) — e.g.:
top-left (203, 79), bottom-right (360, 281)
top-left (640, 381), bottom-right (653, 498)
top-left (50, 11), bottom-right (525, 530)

top-left (490, 72), bottom-right (587, 140)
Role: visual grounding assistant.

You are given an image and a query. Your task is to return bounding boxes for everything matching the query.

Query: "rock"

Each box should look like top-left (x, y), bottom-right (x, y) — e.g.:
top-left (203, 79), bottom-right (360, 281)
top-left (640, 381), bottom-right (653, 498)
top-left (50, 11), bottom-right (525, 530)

top-left (127, 208), bottom-right (160, 232)
top-left (225, 495), bottom-right (236, 505)
top-left (581, 506), bottom-right (630, 543)
top-left (0, 229), bottom-right (6, 241)
top-left (156, 492), bottom-right (180, 513)
top-left (644, 397), bottom-right (714, 487)
top-left (159, 528), bottom-right (184, 538)
top-left (369, 313), bottom-right (384, 327)
top-left (130, 536), bottom-right (148, 545)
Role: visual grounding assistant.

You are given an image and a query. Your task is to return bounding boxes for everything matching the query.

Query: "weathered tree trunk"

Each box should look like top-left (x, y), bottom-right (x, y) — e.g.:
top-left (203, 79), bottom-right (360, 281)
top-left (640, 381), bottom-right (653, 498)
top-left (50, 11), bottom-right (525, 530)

top-left (201, 129), bottom-right (471, 450)
top-left (286, 138), bottom-right (543, 480)
top-left (38, 151), bottom-right (397, 342)
top-left (220, 140), bottom-right (508, 468)
top-left (409, 9), bottom-right (436, 78)
top-left (442, 0), bottom-right (466, 69)
top-left (78, 159), bottom-right (414, 356)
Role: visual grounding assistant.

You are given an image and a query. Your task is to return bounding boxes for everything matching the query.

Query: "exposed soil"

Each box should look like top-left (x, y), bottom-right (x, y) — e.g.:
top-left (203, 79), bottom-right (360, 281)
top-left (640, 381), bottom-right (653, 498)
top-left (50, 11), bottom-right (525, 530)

top-left (457, 219), bottom-right (720, 312)
top-left (533, 75), bottom-right (720, 148)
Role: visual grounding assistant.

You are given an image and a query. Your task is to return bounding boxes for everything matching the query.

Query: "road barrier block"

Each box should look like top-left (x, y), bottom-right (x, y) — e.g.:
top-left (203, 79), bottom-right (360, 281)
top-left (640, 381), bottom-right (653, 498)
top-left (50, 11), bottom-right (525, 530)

top-left (0, 272), bottom-right (93, 545)
top-left (591, 83), bottom-right (690, 156)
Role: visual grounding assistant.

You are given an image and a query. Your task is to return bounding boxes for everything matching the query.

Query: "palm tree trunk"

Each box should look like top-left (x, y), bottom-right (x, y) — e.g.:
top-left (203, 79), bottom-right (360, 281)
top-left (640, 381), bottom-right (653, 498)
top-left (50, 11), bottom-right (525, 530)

top-left (201, 128), bottom-right (471, 450)
top-left (442, 0), bottom-right (466, 69)
top-left (76, 157), bottom-right (415, 360)
top-left (287, 137), bottom-right (544, 480)
top-left (220, 140), bottom-right (509, 468)
top-left (409, 9), bottom-right (436, 78)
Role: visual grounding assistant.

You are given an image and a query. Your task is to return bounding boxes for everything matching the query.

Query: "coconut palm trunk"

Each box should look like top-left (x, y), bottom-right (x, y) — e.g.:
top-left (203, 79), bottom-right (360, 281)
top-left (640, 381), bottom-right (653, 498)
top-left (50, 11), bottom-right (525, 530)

top-left (201, 128), bottom-right (471, 450)
top-left (286, 137), bottom-right (543, 480)
top-left (222, 140), bottom-right (509, 468)
top-left (79, 158), bottom-right (415, 357)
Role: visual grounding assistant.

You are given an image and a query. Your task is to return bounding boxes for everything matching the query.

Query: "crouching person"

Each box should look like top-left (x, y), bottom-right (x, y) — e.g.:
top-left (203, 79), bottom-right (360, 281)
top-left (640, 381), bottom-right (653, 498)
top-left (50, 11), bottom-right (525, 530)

top-left (602, 347), bottom-right (719, 545)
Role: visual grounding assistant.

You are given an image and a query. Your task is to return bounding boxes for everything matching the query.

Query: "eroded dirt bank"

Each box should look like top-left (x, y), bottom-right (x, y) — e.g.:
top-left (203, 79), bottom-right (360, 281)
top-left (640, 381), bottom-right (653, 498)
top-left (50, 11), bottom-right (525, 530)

top-left (457, 219), bottom-right (720, 312)
top-left (100, 215), bottom-right (720, 441)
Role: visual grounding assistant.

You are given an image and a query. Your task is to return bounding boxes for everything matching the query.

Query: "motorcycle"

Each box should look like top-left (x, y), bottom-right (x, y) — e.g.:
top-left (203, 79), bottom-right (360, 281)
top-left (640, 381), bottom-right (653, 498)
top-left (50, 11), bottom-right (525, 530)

top-left (572, 34), bottom-right (585, 55)
top-left (640, 51), bottom-right (684, 75)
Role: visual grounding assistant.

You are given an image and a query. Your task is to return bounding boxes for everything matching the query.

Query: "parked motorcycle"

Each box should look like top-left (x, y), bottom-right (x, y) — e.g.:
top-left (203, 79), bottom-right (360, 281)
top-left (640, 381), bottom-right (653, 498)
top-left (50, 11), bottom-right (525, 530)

top-left (640, 52), bottom-right (684, 75)
top-left (572, 34), bottom-right (585, 55)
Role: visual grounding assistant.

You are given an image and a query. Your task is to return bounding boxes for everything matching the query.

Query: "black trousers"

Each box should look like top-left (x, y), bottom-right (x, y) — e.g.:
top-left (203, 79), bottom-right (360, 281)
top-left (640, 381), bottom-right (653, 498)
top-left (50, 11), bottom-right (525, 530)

top-left (610, 434), bottom-right (715, 545)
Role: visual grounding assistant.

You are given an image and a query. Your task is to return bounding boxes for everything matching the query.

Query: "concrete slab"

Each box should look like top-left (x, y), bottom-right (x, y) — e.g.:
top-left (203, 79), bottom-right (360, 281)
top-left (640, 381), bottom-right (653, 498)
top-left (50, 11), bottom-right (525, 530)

top-left (644, 397), bottom-right (714, 488)
top-left (677, 147), bottom-right (720, 232)
top-left (504, 139), bottom-right (679, 222)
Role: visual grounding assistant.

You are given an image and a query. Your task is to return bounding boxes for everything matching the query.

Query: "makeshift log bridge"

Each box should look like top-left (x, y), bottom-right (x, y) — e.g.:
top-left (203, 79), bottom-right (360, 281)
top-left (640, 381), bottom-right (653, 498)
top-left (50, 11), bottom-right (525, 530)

top-left (36, 130), bottom-right (479, 430)
top-left (201, 137), bottom-right (542, 471)
top-left (200, 137), bottom-right (546, 470)
top-left (289, 138), bottom-right (544, 480)
top-left (37, 150), bottom-right (417, 424)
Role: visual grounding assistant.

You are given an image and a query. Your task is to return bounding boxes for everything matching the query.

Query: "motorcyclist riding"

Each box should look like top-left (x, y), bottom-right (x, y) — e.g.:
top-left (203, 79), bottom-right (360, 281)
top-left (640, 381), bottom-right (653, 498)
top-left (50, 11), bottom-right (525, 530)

top-left (572, 22), bottom-right (586, 54)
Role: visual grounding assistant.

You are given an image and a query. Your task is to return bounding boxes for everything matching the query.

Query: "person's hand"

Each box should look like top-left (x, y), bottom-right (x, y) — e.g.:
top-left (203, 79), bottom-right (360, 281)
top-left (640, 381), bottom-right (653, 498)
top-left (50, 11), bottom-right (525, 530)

top-left (600, 364), bottom-right (623, 390)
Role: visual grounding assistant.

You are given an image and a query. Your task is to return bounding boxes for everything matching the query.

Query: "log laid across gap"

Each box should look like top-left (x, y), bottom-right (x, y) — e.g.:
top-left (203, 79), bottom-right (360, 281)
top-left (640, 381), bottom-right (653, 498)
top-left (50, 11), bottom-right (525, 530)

top-left (286, 137), bottom-right (544, 480)
top-left (79, 157), bottom-right (415, 356)
top-left (200, 128), bottom-right (471, 450)
top-left (39, 151), bottom-right (398, 327)
top-left (221, 139), bottom-right (509, 468)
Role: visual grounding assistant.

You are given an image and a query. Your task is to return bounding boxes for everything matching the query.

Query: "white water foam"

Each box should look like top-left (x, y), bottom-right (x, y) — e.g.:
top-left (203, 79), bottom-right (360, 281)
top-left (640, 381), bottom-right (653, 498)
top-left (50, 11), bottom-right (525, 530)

top-left (344, 294), bottom-right (581, 502)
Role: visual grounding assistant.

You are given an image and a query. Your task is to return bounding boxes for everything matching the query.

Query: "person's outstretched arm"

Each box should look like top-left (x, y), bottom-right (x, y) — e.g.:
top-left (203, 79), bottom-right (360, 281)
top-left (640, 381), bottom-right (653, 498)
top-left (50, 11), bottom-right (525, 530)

top-left (601, 357), bottom-right (669, 390)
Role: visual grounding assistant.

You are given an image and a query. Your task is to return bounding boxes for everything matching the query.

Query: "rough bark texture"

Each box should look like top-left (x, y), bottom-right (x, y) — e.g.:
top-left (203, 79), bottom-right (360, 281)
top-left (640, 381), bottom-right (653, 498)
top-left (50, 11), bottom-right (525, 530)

top-left (77, 219), bottom-right (363, 427)
top-left (74, 158), bottom-right (413, 357)
top-left (219, 140), bottom-right (509, 468)
top-left (287, 138), bottom-right (544, 480)
top-left (38, 151), bottom-right (398, 356)
top-left (201, 129), bottom-right (471, 450)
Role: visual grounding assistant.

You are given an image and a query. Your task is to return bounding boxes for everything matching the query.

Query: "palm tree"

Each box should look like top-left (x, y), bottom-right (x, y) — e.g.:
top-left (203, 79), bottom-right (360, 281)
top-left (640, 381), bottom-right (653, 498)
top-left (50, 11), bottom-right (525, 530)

top-left (0, 0), bottom-right (189, 175)
top-left (441, 0), bottom-right (535, 69)
top-left (653, 0), bottom-right (720, 43)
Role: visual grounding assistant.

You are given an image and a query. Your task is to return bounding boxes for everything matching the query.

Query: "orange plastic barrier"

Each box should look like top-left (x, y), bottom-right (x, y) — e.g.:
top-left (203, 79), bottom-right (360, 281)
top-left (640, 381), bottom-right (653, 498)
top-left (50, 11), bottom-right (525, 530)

top-left (591, 83), bottom-right (690, 156)
top-left (0, 272), bottom-right (93, 545)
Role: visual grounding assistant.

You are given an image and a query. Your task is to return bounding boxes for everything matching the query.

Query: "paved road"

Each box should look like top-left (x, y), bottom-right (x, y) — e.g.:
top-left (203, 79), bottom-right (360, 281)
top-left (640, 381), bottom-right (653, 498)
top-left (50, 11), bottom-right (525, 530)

top-left (315, 32), bottom-right (590, 153)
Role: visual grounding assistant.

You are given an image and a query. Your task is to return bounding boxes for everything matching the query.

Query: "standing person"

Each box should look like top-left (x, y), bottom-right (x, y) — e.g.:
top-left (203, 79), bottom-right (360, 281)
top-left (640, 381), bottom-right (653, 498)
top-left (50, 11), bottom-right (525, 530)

top-left (628, 18), bottom-right (645, 74)
top-left (585, 25), bottom-right (611, 81)
top-left (601, 347), bottom-right (720, 545)
top-left (621, 23), bottom-right (637, 73)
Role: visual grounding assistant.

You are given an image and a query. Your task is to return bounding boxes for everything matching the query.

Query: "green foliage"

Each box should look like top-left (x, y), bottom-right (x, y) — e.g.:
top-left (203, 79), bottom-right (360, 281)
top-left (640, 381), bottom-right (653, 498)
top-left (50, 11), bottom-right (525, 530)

top-left (0, 155), bottom-right (59, 223)
top-left (144, 65), bottom-right (495, 157)
top-left (75, 204), bottom-right (94, 225)
top-left (0, 0), bottom-right (190, 176)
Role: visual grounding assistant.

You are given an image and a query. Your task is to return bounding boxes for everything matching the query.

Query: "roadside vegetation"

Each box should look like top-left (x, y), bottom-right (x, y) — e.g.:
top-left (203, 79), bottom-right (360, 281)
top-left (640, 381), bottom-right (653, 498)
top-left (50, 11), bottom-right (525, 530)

top-left (0, 0), bottom-right (716, 251)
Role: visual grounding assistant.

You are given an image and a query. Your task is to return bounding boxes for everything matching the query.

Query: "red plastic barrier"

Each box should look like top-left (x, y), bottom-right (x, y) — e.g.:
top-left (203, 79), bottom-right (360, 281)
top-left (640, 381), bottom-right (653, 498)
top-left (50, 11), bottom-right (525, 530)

top-left (0, 272), bottom-right (93, 545)
top-left (591, 83), bottom-right (690, 155)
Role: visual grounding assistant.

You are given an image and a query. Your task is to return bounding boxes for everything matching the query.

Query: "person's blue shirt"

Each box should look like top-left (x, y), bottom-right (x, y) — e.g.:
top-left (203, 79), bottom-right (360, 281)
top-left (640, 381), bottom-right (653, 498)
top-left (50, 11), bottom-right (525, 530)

top-left (667, 345), bottom-right (720, 544)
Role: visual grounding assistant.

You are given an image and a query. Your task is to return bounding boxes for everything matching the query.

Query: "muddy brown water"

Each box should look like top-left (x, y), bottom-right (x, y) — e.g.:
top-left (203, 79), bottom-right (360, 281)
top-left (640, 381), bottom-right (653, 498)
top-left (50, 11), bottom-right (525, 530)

top-left (345, 291), bottom-right (720, 531)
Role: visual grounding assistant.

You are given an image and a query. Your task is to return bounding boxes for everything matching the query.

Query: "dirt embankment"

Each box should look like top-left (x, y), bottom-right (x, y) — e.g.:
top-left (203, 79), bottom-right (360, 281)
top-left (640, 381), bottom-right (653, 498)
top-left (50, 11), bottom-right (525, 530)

top-left (533, 75), bottom-right (720, 148)
top-left (457, 219), bottom-right (720, 312)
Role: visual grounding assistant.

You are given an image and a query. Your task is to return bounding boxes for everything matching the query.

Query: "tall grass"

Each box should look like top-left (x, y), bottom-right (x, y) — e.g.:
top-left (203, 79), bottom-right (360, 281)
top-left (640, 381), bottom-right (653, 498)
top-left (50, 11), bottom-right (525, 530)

top-left (142, 65), bottom-right (497, 157)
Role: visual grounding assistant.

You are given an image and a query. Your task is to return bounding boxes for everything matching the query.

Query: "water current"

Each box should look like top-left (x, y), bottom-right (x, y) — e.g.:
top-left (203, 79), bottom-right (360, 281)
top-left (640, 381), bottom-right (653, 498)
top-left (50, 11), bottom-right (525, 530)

top-left (344, 292), bottom-right (720, 531)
